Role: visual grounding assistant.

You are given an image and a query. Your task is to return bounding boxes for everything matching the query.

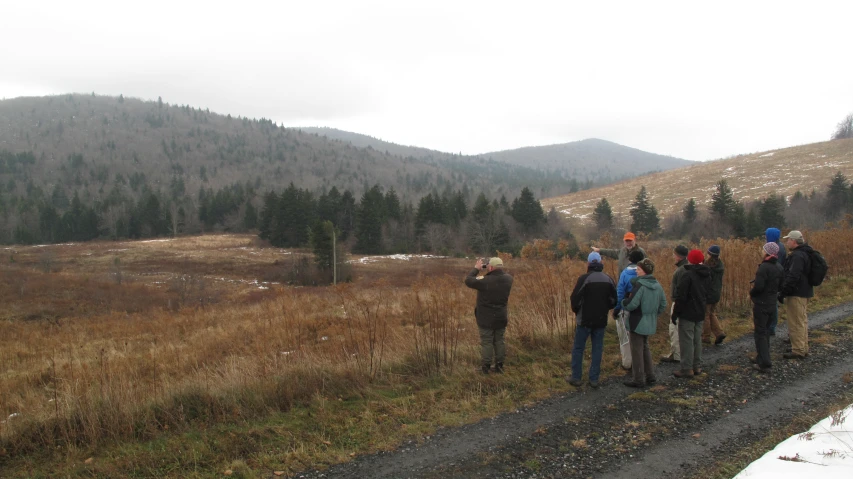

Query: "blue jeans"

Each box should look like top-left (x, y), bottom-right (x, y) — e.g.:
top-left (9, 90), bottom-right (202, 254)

top-left (768, 304), bottom-right (778, 335)
top-left (571, 326), bottom-right (605, 382)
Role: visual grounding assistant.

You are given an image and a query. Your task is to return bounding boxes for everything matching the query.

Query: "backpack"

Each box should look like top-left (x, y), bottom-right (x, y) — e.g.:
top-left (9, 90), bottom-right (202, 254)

top-left (806, 249), bottom-right (828, 286)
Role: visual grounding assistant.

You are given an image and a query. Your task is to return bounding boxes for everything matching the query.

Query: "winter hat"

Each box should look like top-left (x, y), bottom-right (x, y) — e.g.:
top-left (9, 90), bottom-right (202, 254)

top-left (687, 249), bottom-right (704, 265)
top-left (628, 250), bottom-right (645, 264)
top-left (587, 252), bottom-right (602, 263)
top-left (674, 244), bottom-right (689, 257)
top-left (763, 242), bottom-right (780, 257)
top-left (765, 227), bottom-right (781, 243)
top-left (637, 258), bottom-right (655, 275)
top-left (707, 245), bottom-right (721, 256)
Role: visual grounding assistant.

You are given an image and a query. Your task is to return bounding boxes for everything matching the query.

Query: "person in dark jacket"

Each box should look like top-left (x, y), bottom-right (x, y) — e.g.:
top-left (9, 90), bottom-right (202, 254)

top-left (765, 227), bottom-right (787, 336)
top-left (661, 245), bottom-right (689, 364)
top-left (568, 252), bottom-right (617, 388)
top-left (592, 231), bottom-right (647, 274)
top-left (750, 242), bottom-right (784, 373)
top-left (702, 245), bottom-right (726, 345)
top-left (780, 230), bottom-right (814, 359)
top-left (672, 249), bottom-right (712, 378)
top-left (465, 256), bottom-right (514, 374)
top-left (621, 258), bottom-right (667, 388)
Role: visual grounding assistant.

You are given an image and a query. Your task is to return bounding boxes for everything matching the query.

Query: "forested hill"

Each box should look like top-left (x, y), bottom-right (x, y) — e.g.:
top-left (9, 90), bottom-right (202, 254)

top-left (0, 94), bottom-right (572, 244)
top-left (302, 128), bottom-right (692, 184)
top-left (485, 138), bottom-right (692, 181)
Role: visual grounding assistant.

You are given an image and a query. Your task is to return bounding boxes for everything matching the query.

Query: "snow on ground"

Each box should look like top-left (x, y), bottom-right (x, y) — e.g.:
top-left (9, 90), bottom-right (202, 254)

top-left (351, 254), bottom-right (448, 264)
top-left (758, 152), bottom-right (776, 157)
top-left (734, 404), bottom-right (853, 478)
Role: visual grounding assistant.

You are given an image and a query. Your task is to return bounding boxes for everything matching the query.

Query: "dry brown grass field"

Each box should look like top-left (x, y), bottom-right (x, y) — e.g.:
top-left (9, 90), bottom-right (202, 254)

top-left (542, 138), bottom-right (853, 223)
top-left (2, 230), bottom-right (853, 477)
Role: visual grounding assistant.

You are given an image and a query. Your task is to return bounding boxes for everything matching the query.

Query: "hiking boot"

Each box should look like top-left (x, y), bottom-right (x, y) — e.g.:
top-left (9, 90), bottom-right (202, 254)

top-left (752, 364), bottom-right (772, 374)
top-left (566, 377), bottom-right (583, 387)
top-left (660, 355), bottom-right (679, 363)
top-left (481, 365), bottom-right (491, 374)
top-left (623, 380), bottom-right (645, 388)
top-left (702, 338), bottom-right (712, 345)
top-left (673, 369), bottom-right (694, 379)
top-left (783, 352), bottom-right (807, 360)
top-left (693, 368), bottom-right (705, 376)
top-left (646, 376), bottom-right (657, 385)
top-left (588, 380), bottom-right (600, 389)
top-left (494, 362), bottom-right (504, 374)
top-left (715, 334), bottom-right (727, 345)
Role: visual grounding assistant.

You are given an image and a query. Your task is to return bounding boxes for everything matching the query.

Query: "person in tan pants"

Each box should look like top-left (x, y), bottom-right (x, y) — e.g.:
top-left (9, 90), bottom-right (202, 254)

top-left (780, 231), bottom-right (814, 359)
top-left (661, 245), bottom-right (689, 363)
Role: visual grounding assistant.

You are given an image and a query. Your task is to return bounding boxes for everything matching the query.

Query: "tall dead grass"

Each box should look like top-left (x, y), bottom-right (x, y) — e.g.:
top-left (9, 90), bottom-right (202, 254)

top-left (2, 228), bottom-right (852, 457)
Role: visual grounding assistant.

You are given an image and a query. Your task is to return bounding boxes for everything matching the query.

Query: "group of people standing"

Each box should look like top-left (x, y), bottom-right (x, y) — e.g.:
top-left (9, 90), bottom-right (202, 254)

top-left (463, 228), bottom-right (819, 385)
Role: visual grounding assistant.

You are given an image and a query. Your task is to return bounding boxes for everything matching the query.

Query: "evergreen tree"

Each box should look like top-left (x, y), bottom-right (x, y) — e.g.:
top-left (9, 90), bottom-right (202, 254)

top-left (593, 198), bottom-right (613, 231)
top-left (243, 201), bottom-right (258, 230)
top-left (511, 186), bottom-right (546, 235)
top-left (710, 179), bottom-right (736, 219)
top-left (683, 198), bottom-right (698, 223)
top-left (354, 185), bottom-right (385, 254)
top-left (384, 187), bottom-right (401, 221)
top-left (309, 220), bottom-right (337, 272)
top-left (629, 186), bottom-right (660, 234)
top-left (258, 191), bottom-right (278, 240)
top-left (758, 194), bottom-right (786, 229)
top-left (826, 171), bottom-right (849, 218)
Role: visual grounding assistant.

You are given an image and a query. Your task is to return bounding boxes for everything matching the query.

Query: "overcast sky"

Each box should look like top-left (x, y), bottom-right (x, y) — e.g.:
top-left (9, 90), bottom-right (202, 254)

top-left (2, 1), bottom-right (851, 161)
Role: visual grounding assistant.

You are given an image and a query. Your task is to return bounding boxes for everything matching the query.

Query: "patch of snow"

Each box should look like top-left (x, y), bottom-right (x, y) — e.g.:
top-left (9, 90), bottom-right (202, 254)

top-left (759, 152), bottom-right (776, 158)
top-left (733, 404), bottom-right (853, 478)
top-left (138, 239), bottom-right (173, 243)
top-left (351, 254), bottom-right (448, 264)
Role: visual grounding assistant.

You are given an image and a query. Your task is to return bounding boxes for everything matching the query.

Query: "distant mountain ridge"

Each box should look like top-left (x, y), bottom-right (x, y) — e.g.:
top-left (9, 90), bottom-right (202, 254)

top-left (301, 127), bottom-right (692, 184)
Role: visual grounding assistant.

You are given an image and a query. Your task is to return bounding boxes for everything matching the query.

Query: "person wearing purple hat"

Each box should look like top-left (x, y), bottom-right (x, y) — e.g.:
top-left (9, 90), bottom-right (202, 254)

top-left (749, 242), bottom-right (784, 373)
top-left (567, 251), bottom-right (617, 388)
top-left (702, 245), bottom-right (726, 345)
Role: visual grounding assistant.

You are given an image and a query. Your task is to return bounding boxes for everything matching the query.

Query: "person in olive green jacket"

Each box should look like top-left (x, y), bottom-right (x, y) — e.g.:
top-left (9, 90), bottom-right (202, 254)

top-left (592, 231), bottom-right (647, 274)
top-left (621, 258), bottom-right (668, 388)
top-left (702, 245), bottom-right (726, 345)
top-left (661, 245), bottom-right (689, 363)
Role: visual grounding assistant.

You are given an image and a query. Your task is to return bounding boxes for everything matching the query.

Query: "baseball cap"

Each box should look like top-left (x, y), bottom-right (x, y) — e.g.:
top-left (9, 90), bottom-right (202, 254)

top-left (489, 257), bottom-right (504, 267)
top-left (782, 230), bottom-right (803, 241)
top-left (623, 232), bottom-right (636, 241)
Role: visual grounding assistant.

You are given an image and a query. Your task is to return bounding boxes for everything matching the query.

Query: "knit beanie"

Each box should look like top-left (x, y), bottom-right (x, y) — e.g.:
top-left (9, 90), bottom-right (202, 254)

top-left (637, 258), bottom-right (655, 275)
top-left (763, 242), bottom-right (780, 257)
top-left (587, 251), bottom-right (602, 263)
top-left (674, 244), bottom-right (689, 257)
top-left (628, 250), bottom-right (645, 264)
top-left (687, 249), bottom-right (704, 265)
top-left (707, 245), bottom-right (721, 256)
top-left (765, 227), bottom-right (781, 243)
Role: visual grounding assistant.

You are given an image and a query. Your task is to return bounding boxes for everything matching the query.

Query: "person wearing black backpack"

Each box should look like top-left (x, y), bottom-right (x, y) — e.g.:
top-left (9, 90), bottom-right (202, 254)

top-left (780, 230), bottom-right (815, 359)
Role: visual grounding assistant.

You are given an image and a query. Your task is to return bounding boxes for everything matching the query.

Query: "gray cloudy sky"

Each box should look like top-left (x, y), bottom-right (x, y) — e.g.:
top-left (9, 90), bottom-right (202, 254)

top-left (2, 0), bottom-right (851, 161)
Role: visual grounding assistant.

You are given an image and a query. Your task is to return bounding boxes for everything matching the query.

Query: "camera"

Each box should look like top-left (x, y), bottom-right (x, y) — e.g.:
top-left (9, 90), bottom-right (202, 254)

top-left (480, 257), bottom-right (489, 269)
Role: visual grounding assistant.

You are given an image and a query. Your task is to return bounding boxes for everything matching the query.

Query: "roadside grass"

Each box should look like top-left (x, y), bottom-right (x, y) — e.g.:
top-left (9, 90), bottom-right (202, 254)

top-left (694, 390), bottom-right (853, 479)
top-left (3, 231), bottom-right (853, 477)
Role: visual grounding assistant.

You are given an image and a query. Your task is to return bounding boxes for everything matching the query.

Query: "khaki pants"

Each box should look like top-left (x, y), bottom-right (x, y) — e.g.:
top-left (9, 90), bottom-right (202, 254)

top-left (702, 303), bottom-right (724, 341)
top-left (668, 303), bottom-right (681, 360)
top-left (785, 296), bottom-right (809, 356)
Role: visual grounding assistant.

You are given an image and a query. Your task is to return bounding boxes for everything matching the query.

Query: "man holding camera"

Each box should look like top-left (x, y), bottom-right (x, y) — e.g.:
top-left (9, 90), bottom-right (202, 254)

top-left (465, 257), bottom-right (514, 374)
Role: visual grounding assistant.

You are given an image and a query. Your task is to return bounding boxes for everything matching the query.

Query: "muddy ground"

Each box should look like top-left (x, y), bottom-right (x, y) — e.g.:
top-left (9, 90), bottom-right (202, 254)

top-left (295, 302), bottom-right (853, 479)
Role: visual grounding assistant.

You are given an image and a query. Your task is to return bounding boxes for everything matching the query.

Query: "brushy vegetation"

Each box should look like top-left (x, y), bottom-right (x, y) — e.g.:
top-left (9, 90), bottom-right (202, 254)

top-left (1, 228), bottom-right (853, 476)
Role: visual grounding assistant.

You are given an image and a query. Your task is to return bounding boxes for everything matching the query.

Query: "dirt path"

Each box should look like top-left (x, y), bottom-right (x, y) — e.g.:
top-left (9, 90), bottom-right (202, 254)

top-left (295, 302), bottom-right (853, 479)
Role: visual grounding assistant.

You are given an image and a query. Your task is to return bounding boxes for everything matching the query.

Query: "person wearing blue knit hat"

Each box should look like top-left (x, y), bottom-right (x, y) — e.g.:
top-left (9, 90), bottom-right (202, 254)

top-left (765, 228), bottom-right (787, 336)
top-left (567, 250), bottom-right (617, 388)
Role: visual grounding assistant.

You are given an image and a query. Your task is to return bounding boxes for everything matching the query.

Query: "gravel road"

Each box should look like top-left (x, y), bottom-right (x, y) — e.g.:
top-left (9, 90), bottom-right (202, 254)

top-left (295, 302), bottom-right (853, 479)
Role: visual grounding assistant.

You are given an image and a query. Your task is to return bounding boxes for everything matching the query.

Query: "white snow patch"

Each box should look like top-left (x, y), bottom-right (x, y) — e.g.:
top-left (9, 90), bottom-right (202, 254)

top-left (351, 254), bottom-right (448, 264)
top-left (734, 404), bottom-right (853, 478)
top-left (138, 239), bottom-right (173, 243)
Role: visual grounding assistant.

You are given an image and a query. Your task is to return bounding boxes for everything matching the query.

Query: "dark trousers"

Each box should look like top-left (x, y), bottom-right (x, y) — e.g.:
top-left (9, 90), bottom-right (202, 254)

top-left (571, 326), bottom-right (605, 382)
top-left (753, 305), bottom-right (773, 369)
top-left (768, 303), bottom-right (779, 335)
top-left (629, 331), bottom-right (655, 384)
top-left (478, 327), bottom-right (506, 367)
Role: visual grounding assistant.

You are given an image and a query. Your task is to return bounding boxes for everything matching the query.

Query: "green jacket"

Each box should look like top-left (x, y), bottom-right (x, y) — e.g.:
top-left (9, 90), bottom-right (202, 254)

top-left (620, 274), bottom-right (667, 336)
top-left (706, 256), bottom-right (724, 304)
top-left (599, 244), bottom-right (647, 274)
top-left (670, 258), bottom-right (688, 301)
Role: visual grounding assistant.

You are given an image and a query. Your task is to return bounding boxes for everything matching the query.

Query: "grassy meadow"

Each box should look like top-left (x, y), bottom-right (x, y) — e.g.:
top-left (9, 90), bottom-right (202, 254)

top-left (2, 230), bottom-right (853, 477)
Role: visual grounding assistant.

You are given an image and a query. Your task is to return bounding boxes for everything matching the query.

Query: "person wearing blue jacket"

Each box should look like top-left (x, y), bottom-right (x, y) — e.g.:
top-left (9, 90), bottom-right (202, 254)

top-left (614, 249), bottom-right (645, 370)
top-left (765, 227), bottom-right (787, 336)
